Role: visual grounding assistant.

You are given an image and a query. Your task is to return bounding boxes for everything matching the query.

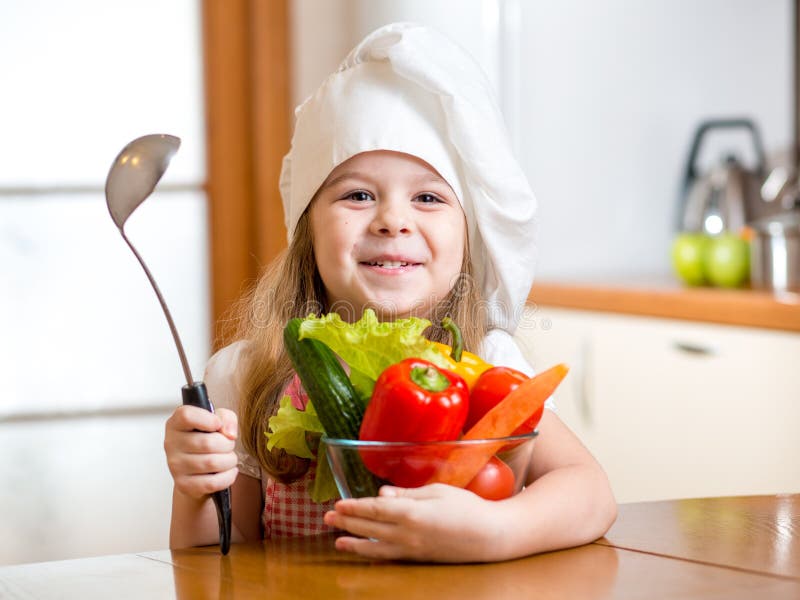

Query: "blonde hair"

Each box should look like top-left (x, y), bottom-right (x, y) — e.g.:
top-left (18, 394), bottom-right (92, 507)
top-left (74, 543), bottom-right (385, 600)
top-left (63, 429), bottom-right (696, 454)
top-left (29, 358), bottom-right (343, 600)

top-left (223, 210), bottom-right (487, 483)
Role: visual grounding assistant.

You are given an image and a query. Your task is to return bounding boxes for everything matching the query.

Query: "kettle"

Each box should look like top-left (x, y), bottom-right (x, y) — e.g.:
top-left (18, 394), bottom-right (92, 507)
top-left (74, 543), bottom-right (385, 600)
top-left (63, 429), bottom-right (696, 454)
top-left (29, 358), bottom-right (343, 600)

top-left (678, 119), bottom-right (767, 235)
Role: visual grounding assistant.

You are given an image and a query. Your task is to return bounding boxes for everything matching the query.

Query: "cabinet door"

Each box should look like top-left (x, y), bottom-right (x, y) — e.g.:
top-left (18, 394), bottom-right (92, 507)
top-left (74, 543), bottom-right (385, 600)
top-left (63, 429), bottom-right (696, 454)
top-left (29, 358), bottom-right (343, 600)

top-left (515, 307), bottom-right (800, 503)
top-left (514, 306), bottom-right (594, 435)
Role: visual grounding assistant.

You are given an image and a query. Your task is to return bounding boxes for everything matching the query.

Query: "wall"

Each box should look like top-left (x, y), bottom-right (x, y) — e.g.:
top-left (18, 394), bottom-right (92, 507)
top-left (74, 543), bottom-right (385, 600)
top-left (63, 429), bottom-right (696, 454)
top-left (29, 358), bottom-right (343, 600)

top-left (520, 0), bottom-right (792, 279)
top-left (290, 0), bottom-right (793, 280)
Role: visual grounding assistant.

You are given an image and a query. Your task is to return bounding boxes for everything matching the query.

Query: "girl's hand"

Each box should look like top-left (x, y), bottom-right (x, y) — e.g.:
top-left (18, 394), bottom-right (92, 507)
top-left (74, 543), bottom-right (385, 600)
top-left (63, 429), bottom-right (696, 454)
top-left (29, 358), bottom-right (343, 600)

top-left (323, 484), bottom-right (506, 562)
top-left (163, 405), bottom-right (239, 499)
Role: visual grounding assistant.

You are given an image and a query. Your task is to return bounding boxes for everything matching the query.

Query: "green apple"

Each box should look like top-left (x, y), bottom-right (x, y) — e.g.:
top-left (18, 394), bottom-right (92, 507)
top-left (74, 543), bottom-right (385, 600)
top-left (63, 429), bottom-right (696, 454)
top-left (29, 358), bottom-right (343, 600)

top-left (671, 233), bottom-right (710, 286)
top-left (704, 234), bottom-right (750, 288)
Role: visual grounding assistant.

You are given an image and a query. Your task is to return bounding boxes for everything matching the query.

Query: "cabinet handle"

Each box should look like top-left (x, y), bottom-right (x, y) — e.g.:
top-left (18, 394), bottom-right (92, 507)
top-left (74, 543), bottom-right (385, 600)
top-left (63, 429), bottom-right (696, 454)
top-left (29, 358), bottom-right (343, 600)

top-left (575, 338), bottom-right (593, 425)
top-left (673, 341), bottom-right (716, 356)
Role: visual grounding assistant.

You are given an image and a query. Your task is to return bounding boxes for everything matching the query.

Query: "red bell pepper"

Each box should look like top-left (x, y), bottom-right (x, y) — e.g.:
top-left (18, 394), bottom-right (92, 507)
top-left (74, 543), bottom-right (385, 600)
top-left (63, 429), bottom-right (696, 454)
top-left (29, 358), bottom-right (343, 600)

top-left (358, 358), bottom-right (469, 487)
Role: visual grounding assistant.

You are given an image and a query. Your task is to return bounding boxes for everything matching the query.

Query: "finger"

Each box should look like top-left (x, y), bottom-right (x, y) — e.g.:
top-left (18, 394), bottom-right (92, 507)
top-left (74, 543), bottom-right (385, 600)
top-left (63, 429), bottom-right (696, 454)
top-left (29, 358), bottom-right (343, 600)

top-left (379, 483), bottom-right (453, 500)
top-left (167, 430), bottom-right (235, 455)
top-left (323, 510), bottom-right (399, 541)
top-left (175, 467), bottom-right (238, 498)
top-left (167, 405), bottom-right (222, 433)
top-left (167, 450), bottom-right (238, 480)
top-left (215, 408), bottom-right (238, 439)
top-left (334, 536), bottom-right (408, 561)
top-left (332, 496), bottom-right (413, 523)
top-left (169, 451), bottom-right (239, 477)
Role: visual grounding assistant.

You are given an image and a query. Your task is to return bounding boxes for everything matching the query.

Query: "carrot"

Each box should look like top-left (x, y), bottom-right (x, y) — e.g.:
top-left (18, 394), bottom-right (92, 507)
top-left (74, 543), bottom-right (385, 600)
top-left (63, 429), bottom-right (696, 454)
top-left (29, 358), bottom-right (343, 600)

top-left (425, 363), bottom-right (569, 488)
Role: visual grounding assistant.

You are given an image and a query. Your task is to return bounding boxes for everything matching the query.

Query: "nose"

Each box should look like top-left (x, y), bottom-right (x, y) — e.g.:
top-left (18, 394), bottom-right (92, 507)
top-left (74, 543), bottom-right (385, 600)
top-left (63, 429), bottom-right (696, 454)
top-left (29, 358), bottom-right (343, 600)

top-left (369, 198), bottom-right (412, 236)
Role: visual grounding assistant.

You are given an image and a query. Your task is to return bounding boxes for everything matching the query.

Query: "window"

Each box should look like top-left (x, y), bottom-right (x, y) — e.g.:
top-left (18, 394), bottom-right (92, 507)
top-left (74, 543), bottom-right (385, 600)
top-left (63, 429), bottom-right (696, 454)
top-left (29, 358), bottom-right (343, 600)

top-left (0, 0), bottom-right (209, 416)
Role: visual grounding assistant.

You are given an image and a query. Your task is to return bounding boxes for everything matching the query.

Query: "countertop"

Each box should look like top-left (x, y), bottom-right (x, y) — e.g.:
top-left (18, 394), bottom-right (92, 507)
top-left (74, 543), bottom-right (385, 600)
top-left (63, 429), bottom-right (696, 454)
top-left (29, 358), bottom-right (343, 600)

top-left (1, 495), bottom-right (797, 599)
top-left (529, 278), bottom-right (800, 332)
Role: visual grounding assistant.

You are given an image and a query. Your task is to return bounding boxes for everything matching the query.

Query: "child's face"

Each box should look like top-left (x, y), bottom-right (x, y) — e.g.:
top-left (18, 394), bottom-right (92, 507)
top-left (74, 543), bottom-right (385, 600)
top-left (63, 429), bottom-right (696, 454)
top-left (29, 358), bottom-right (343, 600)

top-left (309, 150), bottom-right (466, 320)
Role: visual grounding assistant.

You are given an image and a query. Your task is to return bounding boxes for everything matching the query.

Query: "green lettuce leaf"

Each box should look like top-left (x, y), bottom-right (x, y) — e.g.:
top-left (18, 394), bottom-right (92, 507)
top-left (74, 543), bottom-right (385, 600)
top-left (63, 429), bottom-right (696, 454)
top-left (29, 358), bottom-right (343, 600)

top-left (309, 440), bottom-right (340, 503)
top-left (265, 397), bottom-right (340, 503)
top-left (265, 395), bottom-right (324, 459)
top-left (349, 370), bottom-right (377, 405)
top-left (298, 309), bottom-right (450, 398)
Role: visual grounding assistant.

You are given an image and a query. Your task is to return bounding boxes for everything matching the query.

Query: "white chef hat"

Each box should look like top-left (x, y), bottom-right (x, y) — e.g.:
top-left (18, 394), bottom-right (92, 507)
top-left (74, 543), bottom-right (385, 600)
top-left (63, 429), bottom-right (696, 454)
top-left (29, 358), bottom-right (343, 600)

top-left (279, 22), bottom-right (538, 334)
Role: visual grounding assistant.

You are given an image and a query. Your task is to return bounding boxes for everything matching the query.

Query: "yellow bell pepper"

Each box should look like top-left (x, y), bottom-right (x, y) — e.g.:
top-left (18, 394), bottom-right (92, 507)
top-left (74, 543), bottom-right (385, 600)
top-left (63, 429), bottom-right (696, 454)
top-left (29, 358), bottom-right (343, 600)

top-left (431, 317), bottom-right (492, 389)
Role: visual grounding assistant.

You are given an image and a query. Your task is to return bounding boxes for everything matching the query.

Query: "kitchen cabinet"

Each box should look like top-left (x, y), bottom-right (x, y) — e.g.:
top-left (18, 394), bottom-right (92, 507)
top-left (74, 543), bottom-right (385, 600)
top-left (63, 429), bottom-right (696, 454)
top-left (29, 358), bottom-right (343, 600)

top-left (514, 306), bottom-right (800, 503)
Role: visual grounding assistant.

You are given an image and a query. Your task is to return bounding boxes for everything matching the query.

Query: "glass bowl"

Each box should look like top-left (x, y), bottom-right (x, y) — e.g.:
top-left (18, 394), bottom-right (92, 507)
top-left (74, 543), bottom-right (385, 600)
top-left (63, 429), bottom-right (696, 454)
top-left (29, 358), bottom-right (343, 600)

top-left (323, 431), bottom-right (538, 500)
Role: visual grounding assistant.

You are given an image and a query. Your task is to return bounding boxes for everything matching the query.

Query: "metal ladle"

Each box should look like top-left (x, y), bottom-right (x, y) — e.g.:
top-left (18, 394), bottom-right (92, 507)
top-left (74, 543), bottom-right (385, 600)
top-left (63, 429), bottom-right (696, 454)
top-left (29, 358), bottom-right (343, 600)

top-left (105, 134), bottom-right (231, 555)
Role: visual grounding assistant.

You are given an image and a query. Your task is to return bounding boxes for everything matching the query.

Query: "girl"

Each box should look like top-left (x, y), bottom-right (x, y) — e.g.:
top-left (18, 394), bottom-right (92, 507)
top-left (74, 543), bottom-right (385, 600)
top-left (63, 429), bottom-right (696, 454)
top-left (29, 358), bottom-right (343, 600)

top-left (164, 23), bottom-right (616, 563)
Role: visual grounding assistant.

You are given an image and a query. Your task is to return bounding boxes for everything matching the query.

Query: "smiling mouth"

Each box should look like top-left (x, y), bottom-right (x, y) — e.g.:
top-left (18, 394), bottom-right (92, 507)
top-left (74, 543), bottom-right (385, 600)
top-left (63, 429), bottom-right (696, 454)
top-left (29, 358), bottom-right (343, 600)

top-left (362, 260), bottom-right (419, 269)
top-left (359, 258), bottom-right (426, 274)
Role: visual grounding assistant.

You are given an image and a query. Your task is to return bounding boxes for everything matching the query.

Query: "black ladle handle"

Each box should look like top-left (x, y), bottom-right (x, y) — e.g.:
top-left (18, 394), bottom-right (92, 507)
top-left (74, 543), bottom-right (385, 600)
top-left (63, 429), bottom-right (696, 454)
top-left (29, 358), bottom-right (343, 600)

top-left (182, 382), bottom-right (232, 555)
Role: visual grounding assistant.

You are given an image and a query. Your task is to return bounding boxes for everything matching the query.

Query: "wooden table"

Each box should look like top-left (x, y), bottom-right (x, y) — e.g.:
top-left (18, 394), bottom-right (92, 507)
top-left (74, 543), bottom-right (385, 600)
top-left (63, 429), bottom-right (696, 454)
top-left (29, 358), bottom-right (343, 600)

top-left (2, 495), bottom-right (798, 599)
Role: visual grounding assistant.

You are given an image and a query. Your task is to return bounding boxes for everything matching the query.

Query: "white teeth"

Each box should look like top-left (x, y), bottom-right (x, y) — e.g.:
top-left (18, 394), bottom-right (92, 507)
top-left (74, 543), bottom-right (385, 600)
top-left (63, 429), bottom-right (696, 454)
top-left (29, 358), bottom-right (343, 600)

top-left (368, 261), bottom-right (410, 268)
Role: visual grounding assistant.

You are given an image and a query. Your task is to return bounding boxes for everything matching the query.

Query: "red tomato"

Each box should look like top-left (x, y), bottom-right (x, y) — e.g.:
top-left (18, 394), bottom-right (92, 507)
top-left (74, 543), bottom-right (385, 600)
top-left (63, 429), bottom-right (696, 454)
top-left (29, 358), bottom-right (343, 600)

top-left (465, 456), bottom-right (515, 500)
top-left (465, 366), bottom-right (544, 434)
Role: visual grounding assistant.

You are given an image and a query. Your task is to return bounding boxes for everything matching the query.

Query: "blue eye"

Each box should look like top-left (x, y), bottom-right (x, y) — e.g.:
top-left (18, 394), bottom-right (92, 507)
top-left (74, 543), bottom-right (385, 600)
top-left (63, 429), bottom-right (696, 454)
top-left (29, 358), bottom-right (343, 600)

top-left (344, 190), bottom-right (373, 202)
top-left (416, 193), bottom-right (443, 204)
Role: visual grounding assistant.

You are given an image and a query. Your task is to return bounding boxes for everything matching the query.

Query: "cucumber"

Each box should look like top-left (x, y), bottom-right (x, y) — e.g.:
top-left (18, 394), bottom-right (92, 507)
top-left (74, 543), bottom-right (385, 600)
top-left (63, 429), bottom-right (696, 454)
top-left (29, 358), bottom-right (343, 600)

top-left (283, 318), bottom-right (363, 438)
top-left (283, 318), bottom-right (378, 497)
